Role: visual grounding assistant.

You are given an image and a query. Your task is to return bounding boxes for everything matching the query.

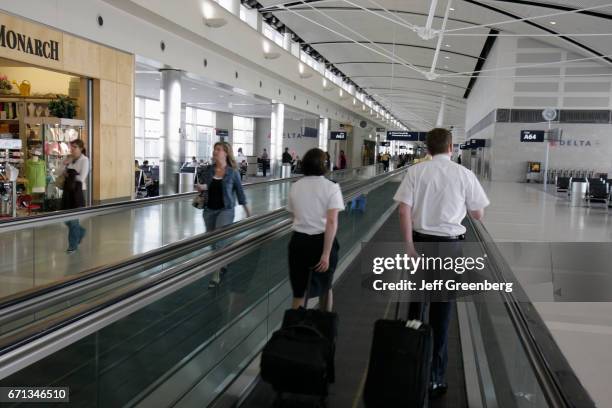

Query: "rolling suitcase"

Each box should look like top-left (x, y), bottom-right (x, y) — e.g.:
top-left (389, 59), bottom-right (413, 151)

top-left (363, 302), bottom-right (433, 408)
top-left (260, 268), bottom-right (338, 404)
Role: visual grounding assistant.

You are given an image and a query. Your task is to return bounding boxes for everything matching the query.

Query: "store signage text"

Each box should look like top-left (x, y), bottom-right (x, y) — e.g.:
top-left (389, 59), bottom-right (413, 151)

top-left (520, 130), bottom-right (544, 143)
top-left (0, 25), bottom-right (60, 61)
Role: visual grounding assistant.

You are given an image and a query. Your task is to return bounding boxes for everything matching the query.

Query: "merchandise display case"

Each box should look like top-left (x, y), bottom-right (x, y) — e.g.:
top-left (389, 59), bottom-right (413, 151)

top-left (24, 117), bottom-right (85, 211)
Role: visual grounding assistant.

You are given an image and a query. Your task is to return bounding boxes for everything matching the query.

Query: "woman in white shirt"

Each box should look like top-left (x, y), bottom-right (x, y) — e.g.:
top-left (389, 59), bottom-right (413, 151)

top-left (287, 148), bottom-right (345, 311)
top-left (62, 139), bottom-right (90, 253)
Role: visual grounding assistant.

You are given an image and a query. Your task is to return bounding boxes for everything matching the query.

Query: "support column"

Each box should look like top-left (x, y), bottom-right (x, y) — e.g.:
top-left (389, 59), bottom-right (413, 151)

top-left (436, 96), bottom-right (446, 127)
top-left (319, 117), bottom-right (329, 152)
top-left (160, 69), bottom-right (182, 195)
top-left (270, 103), bottom-right (285, 177)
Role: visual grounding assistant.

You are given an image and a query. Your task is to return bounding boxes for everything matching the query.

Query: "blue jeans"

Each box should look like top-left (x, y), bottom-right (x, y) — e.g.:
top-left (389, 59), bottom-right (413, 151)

top-left (203, 208), bottom-right (234, 283)
top-left (203, 208), bottom-right (235, 232)
top-left (65, 220), bottom-right (85, 250)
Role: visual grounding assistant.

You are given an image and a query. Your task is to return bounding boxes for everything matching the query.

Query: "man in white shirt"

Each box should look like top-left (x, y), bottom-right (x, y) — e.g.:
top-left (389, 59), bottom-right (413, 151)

top-left (394, 127), bottom-right (489, 398)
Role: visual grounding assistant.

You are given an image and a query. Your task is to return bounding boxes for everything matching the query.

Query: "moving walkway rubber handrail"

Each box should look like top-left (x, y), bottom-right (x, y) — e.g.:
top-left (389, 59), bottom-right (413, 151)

top-left (0, 164), bottom-right (381, 229)
top-left (466, 217), bottom-right (595, 408)
top-left (0, 167), bottom-right (402, 326)
top-left (0, 166), bottom-right (403, 379)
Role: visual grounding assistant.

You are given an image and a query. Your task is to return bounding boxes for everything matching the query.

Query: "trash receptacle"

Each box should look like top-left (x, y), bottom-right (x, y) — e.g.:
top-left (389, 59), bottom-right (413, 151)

top-left (281, 163), bottom-right (292, 179)
top-left (570, 180), bottom-right (587, 207)
top-left (178, 172), bottom-right (195, 193)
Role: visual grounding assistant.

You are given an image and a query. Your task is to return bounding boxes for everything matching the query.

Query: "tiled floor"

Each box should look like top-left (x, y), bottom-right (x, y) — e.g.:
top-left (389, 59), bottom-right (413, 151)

top-left (481, 181), bottom-right (612, 407)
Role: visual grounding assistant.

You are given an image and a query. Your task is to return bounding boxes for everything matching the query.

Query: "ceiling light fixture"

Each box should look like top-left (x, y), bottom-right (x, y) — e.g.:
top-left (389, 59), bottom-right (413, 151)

top-left (450, 7), bottom-right (455, 11)
top-left (263, 40), bottom-right (280, 59)
top-left (299, 63), bottom-right (312, 78)
top-left (202, 1), bottom-right (227, 28)
top-left (550, 21), bottom-right (557, 25)
top-left (444, 56), bottom-right (450, 59)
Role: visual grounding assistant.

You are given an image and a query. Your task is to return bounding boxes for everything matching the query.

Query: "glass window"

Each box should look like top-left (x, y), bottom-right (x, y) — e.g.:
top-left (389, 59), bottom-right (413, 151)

top-left (232, 115), bottom-right (254, 156)
top-left (145, 99), bottom-right (160, 119)
top-left (186, 106), bottom-right (217, 163)
top-left (135, 96), bottom-right (161, 164)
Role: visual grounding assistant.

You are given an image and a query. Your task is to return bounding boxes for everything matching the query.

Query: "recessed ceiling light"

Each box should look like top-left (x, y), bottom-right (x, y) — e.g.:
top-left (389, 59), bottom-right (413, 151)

top-left (444, 56), bottom-right (450, 59)
top-left (191, 87), bottom-right (197, 90)
top-left (445, 44), bottom-right (451, 47)
top-left (550, 21), bottom-right (556, 25)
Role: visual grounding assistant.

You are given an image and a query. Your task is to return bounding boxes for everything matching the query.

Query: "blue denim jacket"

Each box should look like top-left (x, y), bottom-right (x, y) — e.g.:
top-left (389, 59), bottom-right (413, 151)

top-left (201, 165), bottom-right (247, 210)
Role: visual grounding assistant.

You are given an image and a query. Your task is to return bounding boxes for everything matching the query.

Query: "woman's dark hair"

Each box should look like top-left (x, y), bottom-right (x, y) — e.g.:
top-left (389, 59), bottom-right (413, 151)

top-left (70, 139), bottom-right (86, 155)
top-left (302, 148), bottom-right (327, 176)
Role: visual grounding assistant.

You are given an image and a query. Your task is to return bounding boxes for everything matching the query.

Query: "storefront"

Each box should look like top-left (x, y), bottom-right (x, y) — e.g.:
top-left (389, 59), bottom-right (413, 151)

top-left (0, 12), bottom-right (134, 217)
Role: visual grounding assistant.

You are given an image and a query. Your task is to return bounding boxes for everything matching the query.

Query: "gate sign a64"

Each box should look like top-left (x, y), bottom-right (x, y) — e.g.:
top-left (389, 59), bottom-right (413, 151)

top-left (520, 130), bottom-right (545, 143)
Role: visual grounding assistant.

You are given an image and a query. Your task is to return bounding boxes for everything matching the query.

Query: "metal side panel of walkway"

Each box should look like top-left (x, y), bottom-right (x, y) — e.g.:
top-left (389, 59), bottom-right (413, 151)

top-left (240, 210), bottom-right (468, 408)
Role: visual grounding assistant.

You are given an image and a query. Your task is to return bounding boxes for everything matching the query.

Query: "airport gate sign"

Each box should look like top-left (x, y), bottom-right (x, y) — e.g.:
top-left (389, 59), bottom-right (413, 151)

top-left (520, 130), bottom-right (545, 143)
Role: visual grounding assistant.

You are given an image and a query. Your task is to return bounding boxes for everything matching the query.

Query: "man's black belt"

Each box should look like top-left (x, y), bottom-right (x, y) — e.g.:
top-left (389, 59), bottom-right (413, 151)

top-left (413, 231), bottom-right (465, 241)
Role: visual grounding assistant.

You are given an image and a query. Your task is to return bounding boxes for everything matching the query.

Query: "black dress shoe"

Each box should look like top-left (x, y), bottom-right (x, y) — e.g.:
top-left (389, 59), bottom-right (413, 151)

top-left (429, 382), bottom-right (448, 399)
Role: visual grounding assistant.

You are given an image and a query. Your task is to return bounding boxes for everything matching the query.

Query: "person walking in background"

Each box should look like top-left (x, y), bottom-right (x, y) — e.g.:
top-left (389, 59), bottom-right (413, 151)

top-left (198, 141), bottom-right (251, 288)
top-left (287, 148), bottom-right (344, 311)
top-left (381, 151), bottom-right (390, 172)
top-left (339, 150), bottom-right (347, 170)
top-left (394, 128), bottom-right (489, 398)
top-left (282, 147), bottom-right (292, 165)
top-left (261, 148), bottom-right (269, 177)
top-left (63, 140), bottom-right (90, 253)
top-left (236, 147), bottom-right (247, 180)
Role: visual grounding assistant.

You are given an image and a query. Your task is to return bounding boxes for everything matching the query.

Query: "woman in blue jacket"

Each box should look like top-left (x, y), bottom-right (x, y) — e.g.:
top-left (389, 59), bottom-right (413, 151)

top-left (198, 141), bottom-right (251, 287)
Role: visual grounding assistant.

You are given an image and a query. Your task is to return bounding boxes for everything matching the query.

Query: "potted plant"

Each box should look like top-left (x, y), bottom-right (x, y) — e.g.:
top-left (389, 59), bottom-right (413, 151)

top-left (48, 95), bottom-right (77, 119)
top-left (0, 75), bottom-right (13, 95)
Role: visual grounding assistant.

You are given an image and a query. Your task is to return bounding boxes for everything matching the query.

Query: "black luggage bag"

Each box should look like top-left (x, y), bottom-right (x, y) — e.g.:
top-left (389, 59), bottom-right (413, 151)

top-left (363, 303), bottom-right (433, 408)
top-left (260, 269), bottom-right (338, 399)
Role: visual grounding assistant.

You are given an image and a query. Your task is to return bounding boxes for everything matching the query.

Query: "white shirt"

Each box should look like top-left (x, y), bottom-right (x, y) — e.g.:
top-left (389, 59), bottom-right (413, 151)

top-left (236, 153), bottom-right (246, 164)
top-left (287, 176), bottom-right (345, 235)
top-left (66, 154), bottom-right (90, 191)
top-left (394, 154), bottom-right (489, 236)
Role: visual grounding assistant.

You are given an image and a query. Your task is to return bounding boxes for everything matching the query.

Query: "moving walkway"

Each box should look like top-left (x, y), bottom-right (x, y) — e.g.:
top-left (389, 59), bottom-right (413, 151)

top-left (0, 166), bottom-right (594, 408)
top-left (0, 165), bottom-right (380, 300)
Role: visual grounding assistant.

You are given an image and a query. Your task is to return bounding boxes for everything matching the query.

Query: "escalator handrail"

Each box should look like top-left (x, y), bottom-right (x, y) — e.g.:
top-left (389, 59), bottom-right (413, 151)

top-left (0, 166), bottom-right (403, 379)
top-left (0, 167), bottom-right (406, 322)
top-left (466, 217), bottom-right (595, 408)
top-left (0, 164), bottom-right (380, 229)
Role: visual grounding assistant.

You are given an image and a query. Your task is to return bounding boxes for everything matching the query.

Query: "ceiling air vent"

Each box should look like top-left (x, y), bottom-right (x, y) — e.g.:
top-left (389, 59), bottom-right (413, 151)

top-left (510, 109), bottom-right (546, 123)
top-left (496, 109), bottom-right (510, 123)
top-left (559, 110), bottom-right (610, 124)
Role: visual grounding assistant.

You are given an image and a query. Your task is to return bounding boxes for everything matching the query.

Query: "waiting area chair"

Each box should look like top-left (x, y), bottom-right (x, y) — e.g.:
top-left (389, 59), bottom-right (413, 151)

top-left (556, 177), bottom-right (570, 192)
top-left (586, 181), bottom-right (610, 207)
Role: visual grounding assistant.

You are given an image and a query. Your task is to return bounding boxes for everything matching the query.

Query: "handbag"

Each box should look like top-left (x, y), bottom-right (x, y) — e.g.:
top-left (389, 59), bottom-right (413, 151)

top-left (192, 190), bottom-right (208, 209)
top-left (55, 173), bottom-right (65, 190)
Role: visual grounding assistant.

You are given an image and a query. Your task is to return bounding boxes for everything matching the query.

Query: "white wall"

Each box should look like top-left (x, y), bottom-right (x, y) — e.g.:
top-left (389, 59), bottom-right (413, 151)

top-left (254, 117), bottom-right (270, 156)
top-left (491, 123), bottom-right (612, 182)
top-left (216, 111), bottom-right (234, 144)
top-left (465, 38), bottom-right (502, 130)
top-left (0, 66), bottom-right (73, 95)
top-left (282, 118), bottom-right (318, 158)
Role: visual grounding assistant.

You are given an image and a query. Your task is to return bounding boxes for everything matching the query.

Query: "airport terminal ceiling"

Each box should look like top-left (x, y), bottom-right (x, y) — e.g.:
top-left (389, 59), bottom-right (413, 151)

top-left (135, 61), bottom-right (319, 121)
top-left (256, 0), bottom-right (612, 130)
